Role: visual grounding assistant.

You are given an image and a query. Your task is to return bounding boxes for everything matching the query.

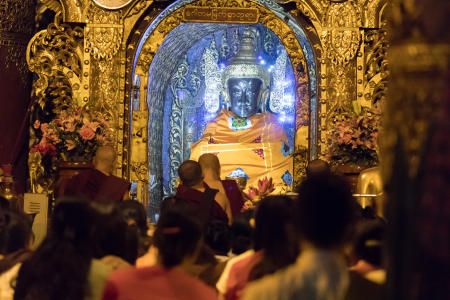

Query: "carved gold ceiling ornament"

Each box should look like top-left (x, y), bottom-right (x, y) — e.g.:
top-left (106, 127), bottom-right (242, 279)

top-left (0, 0), bottom-right (36, 83)
top-left (39, 0), bottom-right (63, 15)
top-left (322, 0), bottom-right (361, 66)
top-left (26, 19), bottom-right (85, 109)
top-left (85, 4), bottom-right (124, 61)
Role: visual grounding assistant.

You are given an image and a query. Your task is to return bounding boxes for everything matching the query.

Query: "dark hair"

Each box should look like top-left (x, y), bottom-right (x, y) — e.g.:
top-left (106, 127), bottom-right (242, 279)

top-left (0, 210), bottom-right (32, 255)
top-left (296, 174), bottom-right (356, 249)
top-left (230, 209), bottom-right (255, 255)
top-left (14, 198), bottom-right (95, 300)
top-left (160, 196), bottom-right (181, 217)
top-left (0, 196), bottom-right (9, 210)
top-left (205, 220), bottom-right (231, 256)
top-left (116, 200), bottom-right (150, 257)
top-left (249, 196), bottom-right (299, 280)
top-left (92, 206), bottom-right (138, 264)
top-left (153, 207), bottom-right (202, 268)
top-left (354, 220), bottom-right (385, 267)
top-left (306, 159), bottom-right (331, 178)
top-left (116, 200), bottom-right (148, 234)
top-left (178, 160), bottom-right (203, 187)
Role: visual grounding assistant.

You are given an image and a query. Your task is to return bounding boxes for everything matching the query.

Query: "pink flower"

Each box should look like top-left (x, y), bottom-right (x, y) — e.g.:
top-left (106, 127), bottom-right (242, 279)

top-left (257, 177), bottom-right (275, 196)
top-left (47, 130), bottom-right (60, 143)
top-left (62, 118), bottom-right (77, 132)
top-left (30, 141), bottom-right (57, 156)
top-left (33, 120), bottom-right (41, 129)
top-left (80, 125), bottom-right (95, 141)
top-left (65, 140), bottom-right (76, 151)
top-left (40, 123), bottom-right (49, 133)
top-left (83, 118), bottom-right (100, 132)
top-left (246, 187), bottom-right (257, 200)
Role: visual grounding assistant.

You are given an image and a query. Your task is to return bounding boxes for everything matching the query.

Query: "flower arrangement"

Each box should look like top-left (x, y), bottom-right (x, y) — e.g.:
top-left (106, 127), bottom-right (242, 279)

top-left (30, 107), bottom-right (111, 162)
top-left (327, 111), bottom-right (380, 167)
top-left (242, 177), bottom-right (275, 210)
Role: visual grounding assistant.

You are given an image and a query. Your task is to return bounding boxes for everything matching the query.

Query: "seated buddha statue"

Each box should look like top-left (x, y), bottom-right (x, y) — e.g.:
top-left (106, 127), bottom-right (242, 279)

top-left (190, 30), bottom-right (293, 193)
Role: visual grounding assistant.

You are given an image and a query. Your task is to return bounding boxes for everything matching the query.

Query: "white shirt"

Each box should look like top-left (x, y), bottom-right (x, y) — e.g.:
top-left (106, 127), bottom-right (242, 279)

top-left (242, 249), bottom-right (349, 300)
top-left (0, 263), bottom-right (21, 300)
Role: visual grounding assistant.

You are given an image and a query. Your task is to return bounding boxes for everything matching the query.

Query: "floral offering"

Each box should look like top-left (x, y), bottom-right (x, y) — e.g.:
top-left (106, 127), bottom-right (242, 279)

top-left (243, 177), bottom-right (275, 210)
top-left (327, 110), bottom-right (380, 167)
top-left (30, 107), bottom-right (111, 161)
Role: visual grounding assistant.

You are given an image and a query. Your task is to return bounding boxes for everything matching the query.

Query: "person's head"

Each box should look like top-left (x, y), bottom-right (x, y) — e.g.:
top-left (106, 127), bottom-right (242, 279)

top-left (0, 210), bottom-right (32, 255)
top-left (198, 153), bottom-right (221, 179)
top-left (14, 197), bottom-right (96, 300)
top-left (50, 197), bottom-right (96, 249)
top-left (205, 220), bottom-right (231, 256)
top-left (353, 220), bottom-right (386, 268)
top-left (153, 207), bottom-right (202, 268)
top-left (250, 196), bottom-right (299, 280)
top-left (116, 200), bottom-right (148, 236)
top-left (178, 160), bottom-right (203, 187)
top-left (296, 174), bottom-right (356, 250)
top-left (0, 196), bottom-right (9, 210)
top-left (93, 145), bottom-right (116, 175)
top-left (91, 205), bottom-right (139, 264)
top-left (306, 159), bottom-right (331, 178)
top-left (230, 209), bottom-right (255, 255)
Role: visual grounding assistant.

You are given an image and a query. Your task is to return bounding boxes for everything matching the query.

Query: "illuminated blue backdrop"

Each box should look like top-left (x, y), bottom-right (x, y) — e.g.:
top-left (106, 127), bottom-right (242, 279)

top-left (160, 24), bottom-right (296, 197)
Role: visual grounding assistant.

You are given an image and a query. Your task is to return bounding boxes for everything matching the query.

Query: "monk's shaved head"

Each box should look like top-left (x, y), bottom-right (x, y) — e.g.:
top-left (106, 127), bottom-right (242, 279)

top-left (178, 160), bottom-right (203, 187)
top-left (93, 145), bottom-right (116, 175)
top-left (198, 153), bottom-right (221, 179)
top-left (306, 159), bottom-right (331, 178)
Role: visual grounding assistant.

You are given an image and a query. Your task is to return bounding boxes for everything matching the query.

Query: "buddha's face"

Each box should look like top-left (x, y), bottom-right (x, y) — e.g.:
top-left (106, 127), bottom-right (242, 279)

top-left (228, 78), bottom-right (262, 118)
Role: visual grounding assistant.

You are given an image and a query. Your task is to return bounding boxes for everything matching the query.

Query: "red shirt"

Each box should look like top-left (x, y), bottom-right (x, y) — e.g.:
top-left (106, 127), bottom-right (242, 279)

top-left (102, 266), bottom-right (218, 300)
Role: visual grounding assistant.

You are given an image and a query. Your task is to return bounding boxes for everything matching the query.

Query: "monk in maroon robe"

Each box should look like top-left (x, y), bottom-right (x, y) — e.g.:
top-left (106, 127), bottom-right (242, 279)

top-left (198, 153), bottom-right (244, 217)
top-left (175, 160), bottom-right (231, 227)
top-left (64, 146), bottom-right (130, 204)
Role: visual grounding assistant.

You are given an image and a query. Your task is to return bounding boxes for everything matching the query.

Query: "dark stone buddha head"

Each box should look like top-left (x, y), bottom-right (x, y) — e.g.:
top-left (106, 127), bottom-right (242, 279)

top-left (228, 78), bottom-right (262, 118)
top-left (222, 29), bottom-right (270, 118)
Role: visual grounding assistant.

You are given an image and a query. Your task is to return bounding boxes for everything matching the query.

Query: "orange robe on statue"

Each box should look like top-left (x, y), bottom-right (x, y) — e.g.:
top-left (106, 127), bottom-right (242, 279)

top-left (190, 110), bottom-right (293, 193)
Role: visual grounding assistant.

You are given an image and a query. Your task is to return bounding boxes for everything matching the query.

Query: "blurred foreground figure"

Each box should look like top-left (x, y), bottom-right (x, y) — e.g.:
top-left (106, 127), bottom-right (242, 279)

top-left (14, 198), bottom-right (113, 300)
top-left (0, 210), bottom-right (33, 300)
top-left (243, 175), bottom-right (356, 300)
top-left (102, 207), bottom-right (218, 300)
top-left (224, 196), bottom-right (299, 300)
top-left (64, 146), bottom-right (130, 204)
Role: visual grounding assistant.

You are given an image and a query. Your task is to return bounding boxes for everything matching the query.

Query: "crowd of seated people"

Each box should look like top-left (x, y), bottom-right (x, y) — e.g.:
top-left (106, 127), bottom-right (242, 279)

top-left (0, 158), bottom-right (387, 300)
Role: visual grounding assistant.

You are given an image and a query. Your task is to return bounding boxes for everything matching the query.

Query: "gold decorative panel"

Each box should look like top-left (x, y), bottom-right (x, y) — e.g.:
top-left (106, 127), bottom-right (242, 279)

top-left (26, 0), bottom-right (389, 202)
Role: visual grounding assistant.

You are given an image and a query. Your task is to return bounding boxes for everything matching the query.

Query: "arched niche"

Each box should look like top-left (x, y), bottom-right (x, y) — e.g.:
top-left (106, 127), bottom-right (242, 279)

top-left (125, 0), bottom-right (321, 216)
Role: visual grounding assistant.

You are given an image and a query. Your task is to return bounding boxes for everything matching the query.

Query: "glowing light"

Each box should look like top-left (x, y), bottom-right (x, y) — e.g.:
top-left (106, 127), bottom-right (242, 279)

top-left (283, 94), bottom-right (295, 105)
top-left (260, 59), bottom-right (266, 65)
top-left (205, 113), bottom-right (216, 122)
top-left (219, 63), bottom-right (226, 71)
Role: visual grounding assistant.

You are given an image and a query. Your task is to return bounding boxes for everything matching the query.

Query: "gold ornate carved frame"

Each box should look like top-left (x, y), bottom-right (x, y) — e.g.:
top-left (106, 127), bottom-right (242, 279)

top-left (26, 0), bottom-right (388, 206)
top-left (125, 0), bottom-right (322, 205)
